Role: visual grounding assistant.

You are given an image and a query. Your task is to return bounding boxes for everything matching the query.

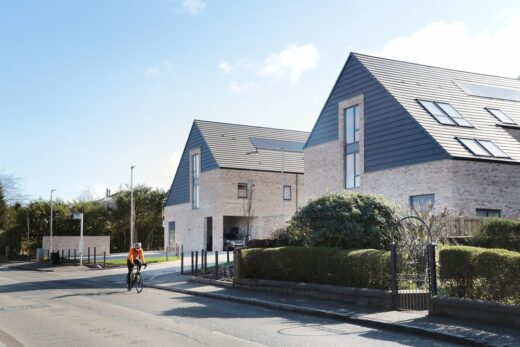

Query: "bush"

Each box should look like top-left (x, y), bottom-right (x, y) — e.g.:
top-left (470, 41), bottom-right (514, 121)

top-left (439, 245), bottom-right (520, 304)
top-left (284, 193), bottom-right (396, 250)
top-left (472, 218), bottom-right (520, 252)
top-left (247, 239), bottom-right (278, 248)
top-left (238, 246), bottom-right (391, 289)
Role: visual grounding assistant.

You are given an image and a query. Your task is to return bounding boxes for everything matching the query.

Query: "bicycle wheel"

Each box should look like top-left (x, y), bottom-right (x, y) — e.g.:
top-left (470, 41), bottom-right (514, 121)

top-left (135, 272), bottom-right (144, 293)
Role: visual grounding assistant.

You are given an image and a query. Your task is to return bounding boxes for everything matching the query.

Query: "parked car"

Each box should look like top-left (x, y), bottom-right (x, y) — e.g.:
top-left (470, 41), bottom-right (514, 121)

top-left (224, 232), bottom-right (244, 251)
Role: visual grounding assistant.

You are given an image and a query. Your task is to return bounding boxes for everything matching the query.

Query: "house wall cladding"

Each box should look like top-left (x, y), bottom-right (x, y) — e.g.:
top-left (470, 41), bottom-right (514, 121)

top-left (165, 123), bottom-right (218, 206)
top-left (42, 236), bottom-right (110, 256)
top-left (305, 54), bottom-right (449, 172)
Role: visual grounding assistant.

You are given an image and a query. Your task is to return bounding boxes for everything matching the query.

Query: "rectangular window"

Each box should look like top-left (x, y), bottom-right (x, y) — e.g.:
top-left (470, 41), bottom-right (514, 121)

top-left (457, 138), bottom-right (509, 158)
top-left (238, 183), bottom-right (248, 198)
top-left (410, 194), bottom-right (435, 209)
top-left (476, 209), bottom-right (501, 217)
top-left (345, 105), bottom-right (360, 189)
top-left (283, 185), bottom-right (292, 200)
top-left (192, 153), bottom-right (200, 209)
top-left (345, 106), bottom-right (359, 144)
top-left (485, 108), bottom-right (516, 124)
top-left (418, 100), bottom-right (472, 127)
top-left (168, 221), bottom-right (175, 247)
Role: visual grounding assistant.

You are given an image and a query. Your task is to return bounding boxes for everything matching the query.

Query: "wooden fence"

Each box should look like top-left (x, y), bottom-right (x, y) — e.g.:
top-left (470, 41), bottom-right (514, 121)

top-left (445, 217), bottom-right (485, 236)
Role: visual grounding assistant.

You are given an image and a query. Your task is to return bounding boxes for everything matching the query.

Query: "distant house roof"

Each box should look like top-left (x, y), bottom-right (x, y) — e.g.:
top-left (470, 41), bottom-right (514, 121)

top-left (353, 53), bottom-right (520, 163)
top-left (194, 120), bottom-right (308, 173)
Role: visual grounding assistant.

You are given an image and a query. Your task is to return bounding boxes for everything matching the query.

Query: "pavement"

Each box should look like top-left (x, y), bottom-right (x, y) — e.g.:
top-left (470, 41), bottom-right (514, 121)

top-left (6, 261), bottom-right (520, 346)
top-left (150, 276), bottom-right (520, 347)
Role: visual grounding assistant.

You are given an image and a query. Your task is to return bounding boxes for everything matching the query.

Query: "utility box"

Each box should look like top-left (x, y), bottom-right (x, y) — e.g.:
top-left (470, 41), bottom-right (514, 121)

top-left (51, 251), bottom-right (60, 265)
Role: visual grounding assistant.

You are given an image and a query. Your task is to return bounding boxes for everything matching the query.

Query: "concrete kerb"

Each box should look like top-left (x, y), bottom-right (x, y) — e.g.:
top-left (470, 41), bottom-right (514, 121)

top-left (148, 282), bottom-right (482, 346)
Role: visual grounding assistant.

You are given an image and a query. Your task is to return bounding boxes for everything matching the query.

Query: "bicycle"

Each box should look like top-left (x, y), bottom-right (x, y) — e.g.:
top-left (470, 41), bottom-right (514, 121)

top-left (127, 263), bottom-right (147, 293)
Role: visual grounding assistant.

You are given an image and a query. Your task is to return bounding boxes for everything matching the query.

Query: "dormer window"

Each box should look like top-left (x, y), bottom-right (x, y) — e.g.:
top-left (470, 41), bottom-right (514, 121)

top-left (417, 100), bottom-right (472, 127)
top-left (485, 108), bottom-right (516, 125)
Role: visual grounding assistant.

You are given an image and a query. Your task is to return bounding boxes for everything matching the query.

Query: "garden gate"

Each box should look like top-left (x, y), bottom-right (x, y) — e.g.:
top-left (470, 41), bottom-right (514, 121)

top-left (391, 216), bottom-right (438, 311)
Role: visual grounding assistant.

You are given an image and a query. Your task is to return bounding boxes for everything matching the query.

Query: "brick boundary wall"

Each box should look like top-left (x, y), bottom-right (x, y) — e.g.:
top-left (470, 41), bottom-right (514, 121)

top-left (430, 296), bottom-right (520, 328)
top-left (234, 278), bottom-right (394, 309)
top-left (42, 236), bottom-right (110, 256)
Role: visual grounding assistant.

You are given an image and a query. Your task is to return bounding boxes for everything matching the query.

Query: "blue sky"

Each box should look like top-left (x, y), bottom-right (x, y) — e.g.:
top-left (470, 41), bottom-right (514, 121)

top-left (2, 0), bottom-right (520, 201)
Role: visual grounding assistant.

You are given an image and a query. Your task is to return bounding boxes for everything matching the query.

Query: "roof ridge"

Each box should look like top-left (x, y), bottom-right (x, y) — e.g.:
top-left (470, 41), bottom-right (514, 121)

top-left (353, 52), bottom-right (520, 82)
top-left (194, 119), bottom-right (309, 134)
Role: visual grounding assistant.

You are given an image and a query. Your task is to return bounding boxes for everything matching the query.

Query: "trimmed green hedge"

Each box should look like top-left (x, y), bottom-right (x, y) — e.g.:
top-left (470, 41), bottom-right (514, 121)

top-left (238, 247), bottom-right (391, 289)
top-left (472, 218), bottom-right (520, 252)
top-left (439, 245), bottom-right (520, 304)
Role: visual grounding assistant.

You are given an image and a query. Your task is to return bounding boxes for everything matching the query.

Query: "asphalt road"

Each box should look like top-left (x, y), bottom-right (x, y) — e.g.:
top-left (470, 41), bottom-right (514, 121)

top-left (0, 265), bottom-right (456, 347)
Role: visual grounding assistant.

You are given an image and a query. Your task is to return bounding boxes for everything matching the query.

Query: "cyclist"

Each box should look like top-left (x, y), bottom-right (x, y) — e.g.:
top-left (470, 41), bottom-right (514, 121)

top-left (127, 241), bottom-right (147, 289)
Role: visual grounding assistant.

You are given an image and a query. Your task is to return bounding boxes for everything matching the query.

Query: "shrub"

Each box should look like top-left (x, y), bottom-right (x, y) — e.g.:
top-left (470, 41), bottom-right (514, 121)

top-left (472, 218), bottom-right (520, 252)
top-left (238, 246), bottom-right (391, 289)
top-left (439, 245), bottom-right (520, 304)
top-left (284, 193), bottom-right (397, 250)
top-left (247, 239), bottom-right (278, 248)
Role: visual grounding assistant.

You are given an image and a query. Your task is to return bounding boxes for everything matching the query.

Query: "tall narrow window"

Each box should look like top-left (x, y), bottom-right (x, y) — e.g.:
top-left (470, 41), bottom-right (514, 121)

top-left (283, 185), bottom-right (292, 200)
top-left (345, 105), bottom-right (360, 188)
top-left (192, 153), bottom-right (200, 209)
top-left (238, 183), bottom-right (248, 198)
top-left (168, 221), bottom-right (176, 247)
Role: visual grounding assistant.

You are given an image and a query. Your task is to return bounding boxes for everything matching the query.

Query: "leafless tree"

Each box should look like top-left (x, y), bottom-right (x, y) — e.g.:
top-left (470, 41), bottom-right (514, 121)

top-left (243, 183), bottom-right (255, 241)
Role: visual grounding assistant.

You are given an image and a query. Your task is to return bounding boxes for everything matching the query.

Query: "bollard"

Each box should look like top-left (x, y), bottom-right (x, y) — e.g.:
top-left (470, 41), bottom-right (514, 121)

top-left (68, 249), bottom-right (70, 262)
top-left (166, 247), bottom-right (168, 262)
top-left (88, 247), bottom-right (90, 264)
top-left (103, 251), bottom-right (106, 268)
top-left (215, 251), bottom-right (219, 279)
top-left (61, 250), bottom-right (64, 261)
top-left (204, 250), bottom-right (208, 274)
top-left (201, 249), bottom-right (205, 275)
top-left (47, 249), bottom-right (50, 260)
top-left (181, 250), bottom-right (184, 275)
top-left (227, 250), bottom-right (229, 264)
top-left (191, 251), bottom-right (194, 274)
top-left (195, 251), bottom-right (198, 275)
top-left (74, 249), bottom-right (76, 262)
top-left (94, 247), bottom-right (97, 265)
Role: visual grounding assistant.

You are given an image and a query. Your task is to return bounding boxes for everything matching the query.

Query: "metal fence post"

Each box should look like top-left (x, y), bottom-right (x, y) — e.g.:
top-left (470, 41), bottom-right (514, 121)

top-left (88, 247), bottom-right (90, 264)
top-left (103, 251), bottom-right (106, 268)
top-left (429, 243), bottom-right (438, 296)
top-left (68, 249), bottom-right (70, 262)
top-left (94, 247), bottom-right (97, 265)
top-left (47, 249), bottom-right (49, 260)
top-left (390, 243), bottom-right (399, 309)
top-left (166, 247), bottom-right (169, 262)
top-left (74, 249), bottom-right (76, 262)
top-left (195, 251), bottom-right (198, 275)
top-left (204, 250), bottom-right (208, 273)
top-left (181, 246), bottom-right (184, 275)
top-left (215, 251), bottom-right (219, 279)
top-left (61, 249), bottom-right (64, 261)
top-left (191, 251), bottom-right (194, 274)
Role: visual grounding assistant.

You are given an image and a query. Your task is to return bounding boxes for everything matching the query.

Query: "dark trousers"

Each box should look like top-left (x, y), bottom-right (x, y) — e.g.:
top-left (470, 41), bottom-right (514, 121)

top-left (127, 259), bottom-right (141, 284)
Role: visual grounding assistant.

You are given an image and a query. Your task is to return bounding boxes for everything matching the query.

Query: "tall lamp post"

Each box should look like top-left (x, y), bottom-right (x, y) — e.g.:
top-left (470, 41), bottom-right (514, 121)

top-left (50, 189), bottom-right (56, 253)
top-left (130, 165), bottom-right (135, 247)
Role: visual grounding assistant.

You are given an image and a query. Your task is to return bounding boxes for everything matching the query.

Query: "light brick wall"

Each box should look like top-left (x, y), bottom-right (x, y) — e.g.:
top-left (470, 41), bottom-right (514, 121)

top-left (305, 141), bottom-right (520, 218)
top-left (164, 168), bottom-right (304, 252)
top-left (42, 236), bottom-right (110, 256)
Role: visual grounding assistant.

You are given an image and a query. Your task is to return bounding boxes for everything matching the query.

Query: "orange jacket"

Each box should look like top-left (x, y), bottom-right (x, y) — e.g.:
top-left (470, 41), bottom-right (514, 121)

top-left (127, 248), bottom-right (145, 263)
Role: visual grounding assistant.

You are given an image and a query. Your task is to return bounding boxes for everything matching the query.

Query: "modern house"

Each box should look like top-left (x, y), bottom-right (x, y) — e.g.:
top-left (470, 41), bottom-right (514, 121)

top-left (305, 53), bottom-right (520, 218)
top-left (164, 120), bottom-right (308, 251)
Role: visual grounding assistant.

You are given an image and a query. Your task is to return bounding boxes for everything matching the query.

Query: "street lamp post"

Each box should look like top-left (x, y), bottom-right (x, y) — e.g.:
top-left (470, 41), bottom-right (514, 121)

top-left (73, 212), bottom-right (84, 266)
top-left (130, 165), bottom-right (135, 247)
top-left (281, 148), bottom-right (285, 218)
top-left (50, 189), bottom-right (56, 253)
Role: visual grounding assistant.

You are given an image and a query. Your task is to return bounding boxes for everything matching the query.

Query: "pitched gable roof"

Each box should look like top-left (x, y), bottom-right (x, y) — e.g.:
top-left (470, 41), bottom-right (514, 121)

top-left (195, 120), bottom-right (308, 173)
top-left (354, 53), bottom-right (520, 163)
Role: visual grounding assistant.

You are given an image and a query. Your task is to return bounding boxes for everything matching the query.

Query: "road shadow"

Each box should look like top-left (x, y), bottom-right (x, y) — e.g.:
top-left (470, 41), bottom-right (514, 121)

top-left (159, 295), bottom-right (445, 346)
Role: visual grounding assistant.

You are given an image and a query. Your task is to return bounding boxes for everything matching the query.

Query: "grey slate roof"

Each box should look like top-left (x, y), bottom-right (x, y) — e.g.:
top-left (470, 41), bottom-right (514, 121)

top-left (195, 120), bottom-right (308, 173)
top-left (354, 53), bottom-right (520, 163)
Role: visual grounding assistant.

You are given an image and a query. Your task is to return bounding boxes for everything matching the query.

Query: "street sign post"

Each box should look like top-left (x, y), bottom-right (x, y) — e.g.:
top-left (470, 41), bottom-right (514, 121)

top-left (73, 212), bottom-right (84, 266)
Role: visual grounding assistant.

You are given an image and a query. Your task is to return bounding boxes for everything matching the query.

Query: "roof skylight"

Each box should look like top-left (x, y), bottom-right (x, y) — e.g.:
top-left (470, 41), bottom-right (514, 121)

top-left (457, 138), bottom-right (509, 158)
top-left (418, 100), bottom-right (472, 127)
top-left (485, 108), bottom-right (516, 124)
